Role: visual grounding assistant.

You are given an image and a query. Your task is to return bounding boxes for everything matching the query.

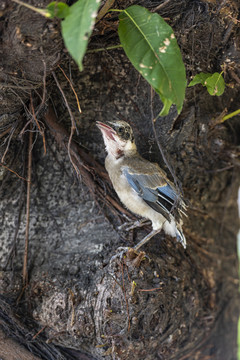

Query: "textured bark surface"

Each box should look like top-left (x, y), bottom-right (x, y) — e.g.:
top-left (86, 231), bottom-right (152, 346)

top-left (0, 329), bottom-right (41, 360)
top-left (0, 0), bottom-right (239, 359)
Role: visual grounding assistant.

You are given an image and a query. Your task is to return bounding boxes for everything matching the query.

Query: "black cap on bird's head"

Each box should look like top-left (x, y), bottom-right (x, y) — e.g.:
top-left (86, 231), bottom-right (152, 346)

top-left (96, 120), bottom-right (134, 142)
top-left (107, 120), bottom-right (135, 142)
top-left (96, 120), bottom-right (136, 158)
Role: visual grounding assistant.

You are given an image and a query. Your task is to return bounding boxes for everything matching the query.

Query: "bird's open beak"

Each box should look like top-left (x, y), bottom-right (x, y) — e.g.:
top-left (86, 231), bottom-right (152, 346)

top-left (96, 121), bottom-right (116, 141)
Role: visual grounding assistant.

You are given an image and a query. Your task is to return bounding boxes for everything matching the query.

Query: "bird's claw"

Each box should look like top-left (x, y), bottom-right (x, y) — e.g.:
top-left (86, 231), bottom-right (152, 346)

top-left (110, 247), bottom-right (130, 263)
top-left (110, 247), bottom-right (149, 266)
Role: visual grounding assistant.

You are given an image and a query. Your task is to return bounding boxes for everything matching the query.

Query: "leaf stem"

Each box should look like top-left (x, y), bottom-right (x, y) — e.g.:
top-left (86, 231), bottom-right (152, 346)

top-left (87, 45), bottom-right (122, 53)
top-left (11, 0), bottom-right (49, 17)
top-left (109, 8), bottom-right (123, 12)
top-left (222, 109), bottom-right (240, 122)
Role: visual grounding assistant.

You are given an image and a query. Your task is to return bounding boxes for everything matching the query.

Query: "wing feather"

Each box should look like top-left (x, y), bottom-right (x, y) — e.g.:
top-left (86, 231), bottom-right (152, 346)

top-left (123, 167), bottom-right (186, 221)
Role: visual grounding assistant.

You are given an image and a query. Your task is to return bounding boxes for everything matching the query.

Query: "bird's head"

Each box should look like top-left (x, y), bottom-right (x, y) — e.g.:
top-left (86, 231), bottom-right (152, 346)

top-left (96, 120), bottom-right (137, 159)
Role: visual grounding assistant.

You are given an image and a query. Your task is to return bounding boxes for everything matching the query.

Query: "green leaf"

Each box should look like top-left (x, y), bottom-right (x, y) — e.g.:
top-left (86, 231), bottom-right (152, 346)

top-left (156, 94), bottom-right (172, 116)
top-left (61, 0), bottom-right (101, 71)
top-left (188, 72), bottom-right (225, 96)
top-left (205, 72), bottom-right (225, 96)
top-left (47, 2), bottom-right (69, 19)
top-left (188, 73), bottom-right (211, 87)
top-left (118, 5), bottom-right (187, 116)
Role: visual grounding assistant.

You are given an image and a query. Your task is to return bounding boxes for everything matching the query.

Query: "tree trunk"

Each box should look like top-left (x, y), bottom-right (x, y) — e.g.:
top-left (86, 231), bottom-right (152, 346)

top-left (0, 0), bottom-right (239, 359)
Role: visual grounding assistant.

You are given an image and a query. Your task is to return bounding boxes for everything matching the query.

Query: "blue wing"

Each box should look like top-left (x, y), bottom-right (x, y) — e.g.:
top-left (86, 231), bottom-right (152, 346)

top-left (122, 168), bottom-right (185, 222)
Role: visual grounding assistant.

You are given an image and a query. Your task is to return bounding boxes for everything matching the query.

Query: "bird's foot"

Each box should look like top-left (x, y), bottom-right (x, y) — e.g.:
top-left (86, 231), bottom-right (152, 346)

top-left (110, 247), bottom-right (148, 266)
top-left (110, 247), bottom-right (130, 263)
top-left (118, 219), bottom-right (151, 232)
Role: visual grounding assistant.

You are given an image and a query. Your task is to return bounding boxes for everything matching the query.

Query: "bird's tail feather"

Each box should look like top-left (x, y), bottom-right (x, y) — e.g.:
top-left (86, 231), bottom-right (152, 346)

top-left (176, 227), bottom-right (186, 249)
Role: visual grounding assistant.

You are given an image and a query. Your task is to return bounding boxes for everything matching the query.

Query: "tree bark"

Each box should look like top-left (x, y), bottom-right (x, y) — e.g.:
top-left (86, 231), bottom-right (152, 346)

top-left (0, 0), bottom-right (239, 359)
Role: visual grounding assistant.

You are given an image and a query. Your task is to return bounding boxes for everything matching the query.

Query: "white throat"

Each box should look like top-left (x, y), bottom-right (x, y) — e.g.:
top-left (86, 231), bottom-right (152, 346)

top-left (103, 133), bottom-right (137, 159)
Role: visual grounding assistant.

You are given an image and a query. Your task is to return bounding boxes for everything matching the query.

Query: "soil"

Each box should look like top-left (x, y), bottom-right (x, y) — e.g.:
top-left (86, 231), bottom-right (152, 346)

top-left (0, 0), bottom-right (239, 359)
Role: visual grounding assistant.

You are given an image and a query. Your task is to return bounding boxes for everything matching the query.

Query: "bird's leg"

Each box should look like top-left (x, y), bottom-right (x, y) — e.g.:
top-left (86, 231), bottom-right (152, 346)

top-left (118, 218), bottom-right (150, 231)
top-left (110, 226), bottom-right (161, 264)
top-left (133, 229), bottom-right (161, 251)
top-left (110, 246), bottom-right (131, 263)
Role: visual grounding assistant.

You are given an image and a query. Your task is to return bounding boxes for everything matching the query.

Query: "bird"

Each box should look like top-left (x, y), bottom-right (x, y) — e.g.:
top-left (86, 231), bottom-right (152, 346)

top-left (96, 120), bottom-right (187, 251)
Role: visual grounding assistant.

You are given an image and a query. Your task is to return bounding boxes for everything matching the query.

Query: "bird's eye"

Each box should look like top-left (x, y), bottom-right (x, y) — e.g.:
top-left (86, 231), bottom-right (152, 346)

top-left (118, 127), bottom-right (124, 134)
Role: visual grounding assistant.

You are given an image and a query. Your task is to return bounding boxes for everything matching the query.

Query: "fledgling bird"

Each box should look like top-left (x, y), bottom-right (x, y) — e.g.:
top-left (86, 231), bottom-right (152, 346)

top-left (96, 120), bottom-right (187, 250)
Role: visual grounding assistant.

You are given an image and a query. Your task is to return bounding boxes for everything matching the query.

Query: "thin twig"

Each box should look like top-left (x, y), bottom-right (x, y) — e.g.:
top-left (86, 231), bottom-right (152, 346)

top-left (98, 186), bottom-right (131, 216)
top-left (153, 0), bottom-right (172, 12)
top-left (150, 87), bottom-right (182, 194)
top-left (1, 124), bottom-right (17, 163)
top-left (69, 289), bottom-right (75, 327)
top-left (32, 325), bottom-right (48, 340)
top-left (87, 45), bottom-right (122, 53)
top-left (22, 122), bottom-right (33, 287)
top-left (0, 127), bottom-right (12, 139)
top-left (121, 262), bottom-right (131, 332)
top-left (52, 71), bottom-right (79, 177)
top-left (58, 65), bottom-right (82, 115)
top-left (30, 95), bottom-right (47, 154)
top-left (19, 119), bottom-right (33, 138)
top-left (206, 165), bottom-right (234, 173)
top-left (0, 163), bottom-right (28, 182)
top-left (34, 59), bottom-right (47, 118)
top-left (138, 287), bottom-right (163, 292)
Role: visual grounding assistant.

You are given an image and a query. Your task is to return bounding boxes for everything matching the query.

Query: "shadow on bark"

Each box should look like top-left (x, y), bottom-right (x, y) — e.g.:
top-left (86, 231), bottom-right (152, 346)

top-left (0, 0), bottom-right (239, 359)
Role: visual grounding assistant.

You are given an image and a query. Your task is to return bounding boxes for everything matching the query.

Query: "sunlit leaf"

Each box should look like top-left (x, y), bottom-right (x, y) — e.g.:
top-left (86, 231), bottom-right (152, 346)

top-left (118, 5), bottom-right (187, 116)
top-left (61, 0), bottom-right (101, 70)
